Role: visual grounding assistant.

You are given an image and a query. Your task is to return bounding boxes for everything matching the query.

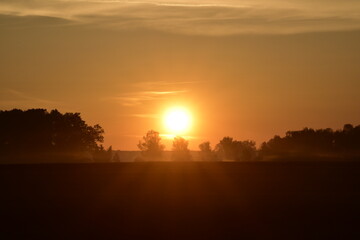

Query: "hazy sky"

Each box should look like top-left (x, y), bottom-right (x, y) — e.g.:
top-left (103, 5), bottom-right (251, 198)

top-left (1, 0), bottom-right (360, 150)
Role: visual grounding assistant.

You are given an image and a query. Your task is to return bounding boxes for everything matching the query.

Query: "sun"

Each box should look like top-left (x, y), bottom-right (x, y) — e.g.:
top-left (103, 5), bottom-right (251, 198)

top-left (164, 107), bottom-right (192, 134)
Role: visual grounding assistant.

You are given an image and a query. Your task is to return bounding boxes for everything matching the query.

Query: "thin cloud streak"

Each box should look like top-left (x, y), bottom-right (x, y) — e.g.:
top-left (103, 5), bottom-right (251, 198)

top-left (132, 81), bottom-right (201, 89)
top-left (160, 133), bottom-right (197, 140)
top-left (1, 1), bottom-right (360, 35)
top-left (110, 90), bottom-right (188, 106)
top-left (145, 91), bottom-right (187, 95)
top-left (123, 133), bottom-right (197, 140)
top-left (0, 89), bottom-right (61, 109)
top-left (122, 113), bottom-right (160, 119)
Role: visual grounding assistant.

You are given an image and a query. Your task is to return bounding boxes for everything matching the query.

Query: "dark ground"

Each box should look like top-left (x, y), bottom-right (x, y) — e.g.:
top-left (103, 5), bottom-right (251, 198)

top-left (1, 161), bottom-right (360, 239)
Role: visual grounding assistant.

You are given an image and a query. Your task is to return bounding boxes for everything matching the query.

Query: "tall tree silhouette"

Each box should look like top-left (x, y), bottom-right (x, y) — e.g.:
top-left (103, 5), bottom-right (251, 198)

top-left (137, 130), bottom-right (165, 161)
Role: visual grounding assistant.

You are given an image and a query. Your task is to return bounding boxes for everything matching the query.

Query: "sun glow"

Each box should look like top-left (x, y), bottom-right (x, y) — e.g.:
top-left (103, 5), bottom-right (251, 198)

top-left (164, 107), bottom-right (192, 135)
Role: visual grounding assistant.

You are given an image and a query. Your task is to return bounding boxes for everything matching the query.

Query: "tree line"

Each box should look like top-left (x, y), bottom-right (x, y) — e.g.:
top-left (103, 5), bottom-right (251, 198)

top-left (0, 109), bottom-right (111, 163)
top-left (260, 125), bottom-right (360, 160)
top-left (1, 109), bottom-right (359, 162)
top-left (135, 126), bottom-right (360, 161)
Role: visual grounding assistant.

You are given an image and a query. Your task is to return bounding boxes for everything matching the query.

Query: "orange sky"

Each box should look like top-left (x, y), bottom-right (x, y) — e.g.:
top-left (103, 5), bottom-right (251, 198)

top-left (1, 1), bottom-right (360, 150)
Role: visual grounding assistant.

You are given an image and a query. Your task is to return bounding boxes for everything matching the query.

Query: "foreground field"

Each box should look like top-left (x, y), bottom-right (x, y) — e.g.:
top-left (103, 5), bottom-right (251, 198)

top-left (1, 162), bottom-right (360, 239)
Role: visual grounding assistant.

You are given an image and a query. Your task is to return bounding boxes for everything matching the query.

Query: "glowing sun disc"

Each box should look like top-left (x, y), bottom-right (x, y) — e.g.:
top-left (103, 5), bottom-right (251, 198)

top-left (164, 107), bottom-right (191, 134)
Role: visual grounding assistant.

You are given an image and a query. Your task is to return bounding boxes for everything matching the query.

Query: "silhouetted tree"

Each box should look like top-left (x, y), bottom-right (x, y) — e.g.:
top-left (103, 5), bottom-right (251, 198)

top-left (172, 136), bottom-right (192, 161)
top-left (343, 124), bottom-right (354, 133)
top-left (235, 140), bottom-right (257, 161)
top-left (199, 141), bottom-right (218, 161)
top-left (216, 137), bottom-right (256, 161)
top-left (137, 130), bottom-right (165, 161)
top-left (0, 109), bottom-right (105, 163)
top-left (334, 124), bottom-right (360, 155)
top-left (216, 137), bottom-right (235, 160)
top-left (199, 141), bottom-right (211, 152)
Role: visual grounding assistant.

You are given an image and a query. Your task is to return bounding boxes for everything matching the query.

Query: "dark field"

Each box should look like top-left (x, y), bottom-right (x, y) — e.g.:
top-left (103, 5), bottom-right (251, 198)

top-left (1, 162), bottom-right (360, 239)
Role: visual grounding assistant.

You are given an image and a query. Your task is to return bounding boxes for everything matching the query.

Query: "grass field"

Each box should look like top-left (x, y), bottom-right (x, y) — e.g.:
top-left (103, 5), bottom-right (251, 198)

top-left (1, 162), bottom-right (360, 239)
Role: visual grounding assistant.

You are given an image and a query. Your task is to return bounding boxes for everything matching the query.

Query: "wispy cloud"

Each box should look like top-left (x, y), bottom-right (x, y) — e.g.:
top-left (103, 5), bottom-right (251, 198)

top-left (0, 89), bottom-right (62, 109)
top-left (1, 1), bottom-right (360, 35)
top-left (145, 90), bottom-right (187, 95)
top-left (160, 133), bottom-right (197, 140)
top-left (122, 113), bottom-right (159, 119)
top-left (112, 90), bottom-right (188, 106)
top-left (132, 80), bottom-right (201, 88)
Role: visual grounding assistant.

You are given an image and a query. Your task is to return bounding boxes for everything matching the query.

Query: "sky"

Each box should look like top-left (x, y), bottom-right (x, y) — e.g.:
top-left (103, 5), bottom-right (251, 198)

top-left (1, 0), bottom-right (360, 150)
